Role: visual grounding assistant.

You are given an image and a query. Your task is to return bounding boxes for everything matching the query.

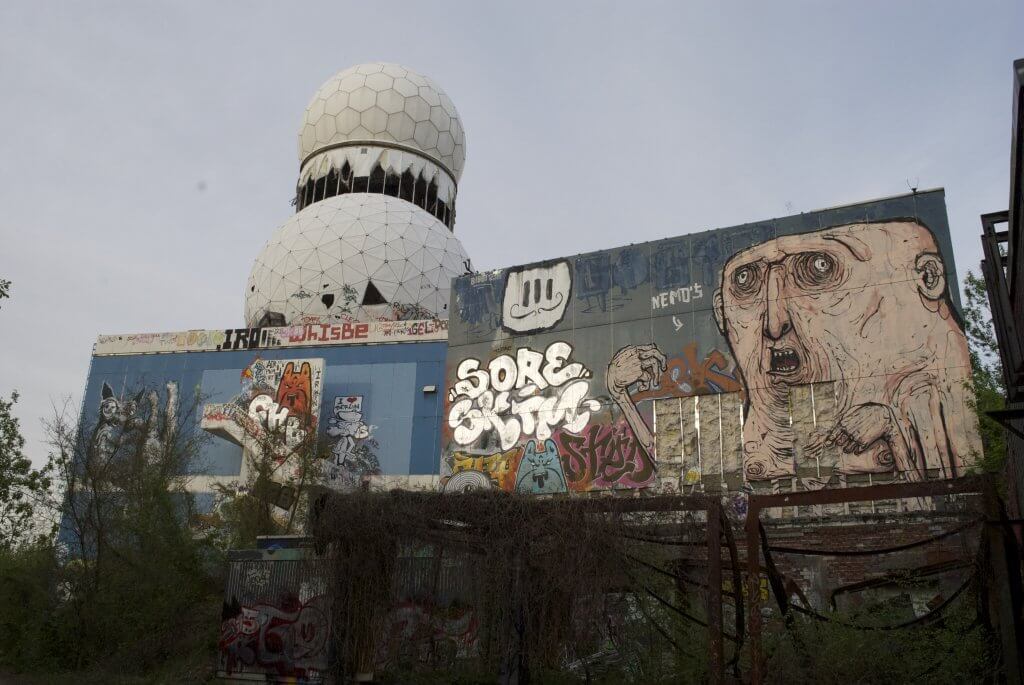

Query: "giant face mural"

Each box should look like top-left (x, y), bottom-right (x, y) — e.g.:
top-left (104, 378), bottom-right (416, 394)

top-left (713, 220), bottom-right (976, 481)
top-left (442, 192), bottom-right (981, 493)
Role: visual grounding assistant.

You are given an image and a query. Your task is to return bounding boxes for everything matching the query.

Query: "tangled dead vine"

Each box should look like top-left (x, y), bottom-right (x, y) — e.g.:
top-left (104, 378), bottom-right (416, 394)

top-left (310, 490), bottom-right (714, 682)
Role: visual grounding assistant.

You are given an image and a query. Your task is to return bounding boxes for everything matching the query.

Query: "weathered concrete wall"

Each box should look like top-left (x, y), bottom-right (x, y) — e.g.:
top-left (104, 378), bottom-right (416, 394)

top-left (442, 190), bottom-right (981, 494)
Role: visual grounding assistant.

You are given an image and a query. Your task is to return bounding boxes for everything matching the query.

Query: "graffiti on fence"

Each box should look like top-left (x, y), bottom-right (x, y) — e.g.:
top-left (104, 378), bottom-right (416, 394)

top-left (377, 602), bottom-right (479, 667)
top-left (219, 595), bottom-right (329, 679)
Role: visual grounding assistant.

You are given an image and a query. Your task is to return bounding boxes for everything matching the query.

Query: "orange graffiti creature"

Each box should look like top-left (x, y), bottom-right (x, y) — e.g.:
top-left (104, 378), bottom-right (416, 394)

top-left (276, 362), bottom-right (313, 426)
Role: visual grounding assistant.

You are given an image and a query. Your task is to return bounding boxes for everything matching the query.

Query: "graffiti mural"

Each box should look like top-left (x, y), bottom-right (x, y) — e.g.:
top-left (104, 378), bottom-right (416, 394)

top-left (501, 260), bottom-right (572, 333)
top-left (514, 438), bottom-right (567, 494)
top-left (713, 220), bottom-right (977, 481)
top-left (558, 419), bottom-right (656, 490)
top-left (202, 358), bottom-right (325, 484)
top-left (442, 191), bottom-right (981, 491)
top-left (91, 381), bottom-right (178, 463)
top-left (325, 395), bottom-right (381, 490)
top-left (631, 342), bottom-right (742, 398)
top-left (93, 318), bottom-right (449, 355)
top-left (446, 341), bottom-right (601, 451)
top-left (219, 595), bottom-right (329, 679)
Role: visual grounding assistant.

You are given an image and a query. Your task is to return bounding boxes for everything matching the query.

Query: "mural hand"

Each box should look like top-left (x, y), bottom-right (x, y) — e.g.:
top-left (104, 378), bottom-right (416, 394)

top-left (826, 403), bottom-right (893, 455)
top-left (607, 344), bottom-right (666, 397)
top-left (638, 345), bottom-right (667, 392)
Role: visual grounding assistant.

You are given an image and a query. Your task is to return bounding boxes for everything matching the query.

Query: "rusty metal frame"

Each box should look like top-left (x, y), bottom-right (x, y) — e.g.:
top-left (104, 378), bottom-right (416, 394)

top-left (743, 475), bottom-right (1021, 684)
top-left (539, 494), bottom-right (731, 683)
top-left (981, 210), bottom-right (1024, 401)
top-left (380, 492), bottom-right (735, 682)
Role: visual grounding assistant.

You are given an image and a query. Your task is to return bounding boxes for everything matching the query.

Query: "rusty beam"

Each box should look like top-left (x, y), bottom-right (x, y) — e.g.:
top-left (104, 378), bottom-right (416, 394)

top-left (532, 493), bottom-right (717, 514)
top-left (706, 497), bottom-right (724, 684)
top-left (749, 475), bottom-right (988, 510)
top-left (745, 474), bottom-right (998, 685)
top-left (746, 496), bottom-right (765, 684)
top-left (983, 483), bottom-right (1024, 685)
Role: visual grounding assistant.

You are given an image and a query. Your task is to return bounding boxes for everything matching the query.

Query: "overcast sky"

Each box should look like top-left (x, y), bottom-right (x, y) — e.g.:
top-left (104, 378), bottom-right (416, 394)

top-left (0, 1), bottom-right (1020, 466)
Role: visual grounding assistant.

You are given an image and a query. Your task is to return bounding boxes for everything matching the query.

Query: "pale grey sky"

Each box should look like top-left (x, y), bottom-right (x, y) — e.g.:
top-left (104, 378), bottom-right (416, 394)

top-left (1, 1), bottom-right (1021, 465)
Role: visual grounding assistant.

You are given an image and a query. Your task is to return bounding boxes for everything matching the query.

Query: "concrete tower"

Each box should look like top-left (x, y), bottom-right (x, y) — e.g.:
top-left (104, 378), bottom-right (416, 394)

top-left (245, 63), bottom-right (471, 327)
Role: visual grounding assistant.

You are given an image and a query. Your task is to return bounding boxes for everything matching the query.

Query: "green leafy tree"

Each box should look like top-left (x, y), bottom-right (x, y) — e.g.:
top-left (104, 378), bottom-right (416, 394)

top-left (0, 279), bottom-right (54, 550)
top-left (207, 422), bottom-right (328, 550)
top-left (962, 270), bottom-right (1007, 472)
top-left (0, 278), bottom-right (220, 679)
top-left (0, 391), bottom-right (54, 549)
top-left (42, 386), bottom-right (221, 676)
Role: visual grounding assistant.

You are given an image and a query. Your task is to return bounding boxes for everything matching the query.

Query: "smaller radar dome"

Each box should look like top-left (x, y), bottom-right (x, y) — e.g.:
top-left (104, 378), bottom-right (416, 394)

top-left (299, 63), bottom-right (465, 182)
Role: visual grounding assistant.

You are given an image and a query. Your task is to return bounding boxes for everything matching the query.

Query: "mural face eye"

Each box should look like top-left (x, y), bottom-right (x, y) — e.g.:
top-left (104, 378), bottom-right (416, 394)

top-left (792, 252), bottom-right (841, 290)
top-left (730, 264), bottom-right (762, 299)
top-left (920, 259), bottom-right (940, 290)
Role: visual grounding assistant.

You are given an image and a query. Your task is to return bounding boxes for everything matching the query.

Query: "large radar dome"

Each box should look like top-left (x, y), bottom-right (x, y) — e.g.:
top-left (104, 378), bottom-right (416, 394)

top-left (299, 63), bottom-right (465, 182)
top-left (245, 194), bottom-right (469, 327)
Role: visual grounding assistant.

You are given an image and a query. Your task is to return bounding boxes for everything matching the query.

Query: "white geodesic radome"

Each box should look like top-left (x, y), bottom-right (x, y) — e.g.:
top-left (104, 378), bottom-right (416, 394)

top-left (245, 193), bottom-right (470, 327)
top-left (297, 64), bottom-right (465, 224)
top-left (299, 63), bottom-right (465, 179)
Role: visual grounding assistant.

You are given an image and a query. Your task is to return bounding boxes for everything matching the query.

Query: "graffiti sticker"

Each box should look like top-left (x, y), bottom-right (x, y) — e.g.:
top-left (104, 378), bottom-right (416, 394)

top-left (501, 260), bottom-right (572, 333)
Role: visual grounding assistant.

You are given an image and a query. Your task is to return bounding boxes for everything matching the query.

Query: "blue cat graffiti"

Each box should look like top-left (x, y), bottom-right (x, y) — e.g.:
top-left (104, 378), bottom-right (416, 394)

top-left (514, 439), bottom-right (567, 494)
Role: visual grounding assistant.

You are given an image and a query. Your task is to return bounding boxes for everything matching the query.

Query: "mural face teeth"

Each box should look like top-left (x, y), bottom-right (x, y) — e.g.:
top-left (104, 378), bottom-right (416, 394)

top-left (769, 348), bottom-right (800, 374)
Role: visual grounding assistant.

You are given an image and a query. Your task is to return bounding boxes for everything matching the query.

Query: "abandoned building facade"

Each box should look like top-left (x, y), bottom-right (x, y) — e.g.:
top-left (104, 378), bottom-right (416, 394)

top-left (74, 62), bottom-right (1024, 682)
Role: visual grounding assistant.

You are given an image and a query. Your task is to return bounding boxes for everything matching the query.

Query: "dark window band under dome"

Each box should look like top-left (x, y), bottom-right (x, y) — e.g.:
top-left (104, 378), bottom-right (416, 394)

top-left (295, 160), bottom-right (455, 230)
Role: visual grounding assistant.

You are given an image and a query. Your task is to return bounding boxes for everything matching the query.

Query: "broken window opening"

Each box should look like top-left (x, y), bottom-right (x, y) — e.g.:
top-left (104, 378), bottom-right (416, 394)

top-left (313, 175), bottom-right (327, 204)
top-left (256, 311), bottom-right (286, 327)
top-left (399, 170), bottom-right (415, 203)
top-left (361, 281), bottom-right (388, 306)
top-left (369, 164), bottom-right (386, 193)
top-left (295, 165), bottom-right (455, 230)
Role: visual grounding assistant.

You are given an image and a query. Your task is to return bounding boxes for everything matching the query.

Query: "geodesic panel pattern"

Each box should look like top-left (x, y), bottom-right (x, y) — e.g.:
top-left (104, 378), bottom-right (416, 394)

top-left (246, 194), bottom-right (470, 326)
top-left (299, 63), bottom-right (466, 181)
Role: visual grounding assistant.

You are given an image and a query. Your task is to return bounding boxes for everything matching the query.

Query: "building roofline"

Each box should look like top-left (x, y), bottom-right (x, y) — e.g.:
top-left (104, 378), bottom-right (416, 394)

top-left (92, 319), bottom-right (450, 356)
top-left (795, 187), bottom-right (943, 216)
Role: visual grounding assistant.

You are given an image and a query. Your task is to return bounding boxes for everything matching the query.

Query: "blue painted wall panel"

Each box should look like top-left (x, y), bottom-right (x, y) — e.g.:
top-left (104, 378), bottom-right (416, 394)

top-left (80, 342), bottom-right (448, 482)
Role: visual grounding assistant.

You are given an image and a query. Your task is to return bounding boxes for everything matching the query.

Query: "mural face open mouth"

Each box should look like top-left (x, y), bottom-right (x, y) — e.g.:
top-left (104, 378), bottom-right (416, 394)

top-left (284, 392), bottom-right (306, 407)
top-left (769, 348), bottom-right (800, 374)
